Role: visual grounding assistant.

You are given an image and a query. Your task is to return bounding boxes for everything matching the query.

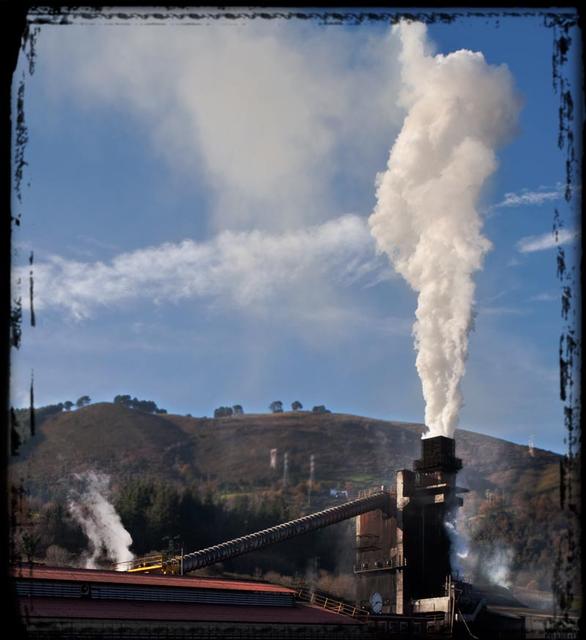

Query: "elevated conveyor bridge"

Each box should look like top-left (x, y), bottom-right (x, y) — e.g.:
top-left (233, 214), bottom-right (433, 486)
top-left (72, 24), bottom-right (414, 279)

top-left (127, 490), bottom-right (393, 575)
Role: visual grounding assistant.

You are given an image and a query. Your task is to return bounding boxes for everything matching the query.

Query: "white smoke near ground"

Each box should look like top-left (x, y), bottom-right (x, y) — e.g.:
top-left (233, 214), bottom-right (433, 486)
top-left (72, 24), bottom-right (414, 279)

top-left (369, 21), bottom-right (521, 438)
top-left (482, 548), bottom-right (514, 588)
top-left (68, 471), bottom-right (134, 570)
top-left (446, 510), bottom-right (515, 589)
top-left (444, 516), bottom-right (470, 578)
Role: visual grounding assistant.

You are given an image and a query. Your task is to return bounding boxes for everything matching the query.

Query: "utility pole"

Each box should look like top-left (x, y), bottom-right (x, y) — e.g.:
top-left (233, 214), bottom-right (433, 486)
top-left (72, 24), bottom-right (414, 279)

top-left (283, 452), bottom-right (289, 489)
top-left (307, 454), bottom-right (315, 507)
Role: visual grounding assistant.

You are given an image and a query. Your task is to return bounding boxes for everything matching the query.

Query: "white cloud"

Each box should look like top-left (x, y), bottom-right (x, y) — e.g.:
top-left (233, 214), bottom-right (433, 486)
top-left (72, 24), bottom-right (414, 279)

top-left (516, 228), bottom-right (578, 253)
top-left (477, 305), bottom-right (527, 316)
top-left (529, 292), bottom-right (557, 302)
top-left (491, 184), bottom-right (564, 210)
top-left (36, 21), bottom-right (404, 232)
top-left (15, 215), bottom-right (390, 320)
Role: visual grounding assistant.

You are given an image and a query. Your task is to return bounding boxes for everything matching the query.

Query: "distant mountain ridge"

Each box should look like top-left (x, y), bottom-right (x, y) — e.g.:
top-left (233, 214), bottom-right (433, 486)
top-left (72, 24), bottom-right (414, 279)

top-left (11, 402), bottom-right (560, 503)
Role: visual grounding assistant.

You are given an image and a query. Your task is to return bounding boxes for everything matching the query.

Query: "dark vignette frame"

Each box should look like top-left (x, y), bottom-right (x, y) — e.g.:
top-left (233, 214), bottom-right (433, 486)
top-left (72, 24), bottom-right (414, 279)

top-left (2, 3), bottom-right (582, 637)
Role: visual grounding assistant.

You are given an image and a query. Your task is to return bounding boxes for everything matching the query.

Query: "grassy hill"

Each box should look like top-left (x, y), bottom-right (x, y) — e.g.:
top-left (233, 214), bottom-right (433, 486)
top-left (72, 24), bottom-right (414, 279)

top-left (11, 403), bottom-right (559, 504)
top-left (11, 403), bottom-right (560, 504)
top-left (11, 403), bottom-right (196, 496)
top-left (10, 403), bottom-right (568, 592)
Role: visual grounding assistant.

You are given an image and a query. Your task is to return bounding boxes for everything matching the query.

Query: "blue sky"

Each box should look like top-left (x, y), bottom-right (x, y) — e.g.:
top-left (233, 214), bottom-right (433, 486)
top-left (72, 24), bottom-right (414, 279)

top-left (11, 9), bottom-right (580, 454)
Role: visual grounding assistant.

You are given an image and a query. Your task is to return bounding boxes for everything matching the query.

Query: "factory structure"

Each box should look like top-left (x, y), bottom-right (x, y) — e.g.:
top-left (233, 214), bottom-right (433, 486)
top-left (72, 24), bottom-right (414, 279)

top-left (354, 436), bottom-right (465, 617)
top-left (164, 435), bottom-right (467, 623)
top-left (11, 436), bottom-right (566, 638)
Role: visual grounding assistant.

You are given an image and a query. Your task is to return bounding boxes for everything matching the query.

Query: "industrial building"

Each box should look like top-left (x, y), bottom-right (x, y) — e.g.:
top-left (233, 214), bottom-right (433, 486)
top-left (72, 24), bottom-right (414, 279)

top-left (355, 435), bottom-right (466, 617)
top-left (11, 436), bottom-right (573, 638)
top-left (13, 565), bottom-right (368, 639)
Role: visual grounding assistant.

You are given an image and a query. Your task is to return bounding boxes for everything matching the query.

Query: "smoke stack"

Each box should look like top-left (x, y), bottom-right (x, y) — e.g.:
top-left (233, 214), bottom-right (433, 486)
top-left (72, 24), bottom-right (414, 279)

top-left (414, 435), bottom-right (462, 474)
top-left (404, 436), bottom-right (467, 599)
top-left (356, 436), bottom-right (468, 613)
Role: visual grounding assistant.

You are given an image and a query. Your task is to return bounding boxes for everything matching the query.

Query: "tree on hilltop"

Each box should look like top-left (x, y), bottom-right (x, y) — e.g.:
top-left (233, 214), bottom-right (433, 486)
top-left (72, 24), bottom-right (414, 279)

top-left (63, 401), bottom-right (74, 411)
top-left (291, 401), bottom-right (303, 411)
top-left (312, 405), bottom-right (330, 414)
top-left (214, 406), bottom-right (234, 418)
top-left (114, 395), bottom-right (132, 408)
top-left (269, 401), bottom-right (283, 414)
top-left (75, 396), bottom-right (91, 409)
top-left (233, 405), bottom-right (244, 416)
top-left (113, 394), bottom-right (166, 414)
top-left (133, 399), bottom-right (158, 413)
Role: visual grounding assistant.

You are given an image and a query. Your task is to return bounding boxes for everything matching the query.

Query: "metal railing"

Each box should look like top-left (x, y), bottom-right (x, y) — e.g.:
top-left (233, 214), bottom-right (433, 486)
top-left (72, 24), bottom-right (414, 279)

top-left (124, 555), bottom-right (164, 573)
top-left (293, 583), bottom-right (370, 621)
top-left (353, 555), bottom-right (406, 573)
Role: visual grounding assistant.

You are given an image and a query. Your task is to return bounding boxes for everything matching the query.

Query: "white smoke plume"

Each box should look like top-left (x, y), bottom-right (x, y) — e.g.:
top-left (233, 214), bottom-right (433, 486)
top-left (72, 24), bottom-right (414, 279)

top-left (68, 471), bottom-right (134, 570)
top-left (444, 516), bottom-right (470, 578)
top-left (369, 21), bottom-right (521, 437)
top-left (483, 547), bottom-right (514, 588)
top-left (445, 514), bottom-right (515, 589)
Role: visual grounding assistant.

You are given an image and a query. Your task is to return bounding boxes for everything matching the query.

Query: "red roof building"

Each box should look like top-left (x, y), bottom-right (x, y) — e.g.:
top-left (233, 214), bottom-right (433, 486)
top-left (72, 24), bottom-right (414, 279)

top-left (12, 565), bottom-right (367, 639)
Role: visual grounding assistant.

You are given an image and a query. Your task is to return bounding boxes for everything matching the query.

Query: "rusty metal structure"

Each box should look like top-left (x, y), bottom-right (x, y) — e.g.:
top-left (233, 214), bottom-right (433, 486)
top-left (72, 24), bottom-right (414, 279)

top-left (355, 435), bottom-right (467, 618)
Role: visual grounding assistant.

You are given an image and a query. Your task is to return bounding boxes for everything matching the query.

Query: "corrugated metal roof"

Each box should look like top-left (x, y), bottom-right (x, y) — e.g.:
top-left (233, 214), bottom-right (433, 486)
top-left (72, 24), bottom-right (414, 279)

top-left (11, 566), bottom-right (293, 594)
top-left (18, 597), bottom-right (362, 625)
top-left (15, 579), bottom-right (293, 607)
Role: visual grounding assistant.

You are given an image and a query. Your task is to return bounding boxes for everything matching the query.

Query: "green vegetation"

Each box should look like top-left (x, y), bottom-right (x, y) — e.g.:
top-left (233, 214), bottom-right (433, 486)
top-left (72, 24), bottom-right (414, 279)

top-left (465, 490), bottom-right (569, 590)
top-left (113, 395), bottom-right (167, 414)
top-left (213, 404), bottom-right (245, 417)
top-left (11, 496), bottom-right (87, 566)
top-left (312, 405), bottom-right (331, 414)
top-left (214, 406), bottom-right (234, 418)
top-left (269, 401), bottom-right (283, 413)
top-left (13, 477), bottom-right (351, 577)
top-left (75, 396), bottom-right (91, 409)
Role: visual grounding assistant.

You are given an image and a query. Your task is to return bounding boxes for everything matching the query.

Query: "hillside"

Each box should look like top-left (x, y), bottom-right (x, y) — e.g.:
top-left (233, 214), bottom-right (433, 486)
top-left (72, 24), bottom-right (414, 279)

top-left (11, 403), bottom-right (560, 504)
top-left (11, 403), bottom-right (196, 496)
top-left (10, 403), bottom-right (567, 592)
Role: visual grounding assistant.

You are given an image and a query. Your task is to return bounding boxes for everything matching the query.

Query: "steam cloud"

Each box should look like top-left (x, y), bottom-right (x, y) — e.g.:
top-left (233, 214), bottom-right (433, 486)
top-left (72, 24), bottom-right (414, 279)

top-left (369, 22), bottom-right (520, 437)
top-left (444, 517), bottom-right (470, 577)
top-left (445, 511), bottom-right (515, 589)
top-left (483, 548), bottom-right (514, 588)
top-left (68, 471), bottom-right (134, 570)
